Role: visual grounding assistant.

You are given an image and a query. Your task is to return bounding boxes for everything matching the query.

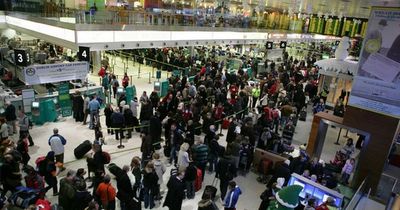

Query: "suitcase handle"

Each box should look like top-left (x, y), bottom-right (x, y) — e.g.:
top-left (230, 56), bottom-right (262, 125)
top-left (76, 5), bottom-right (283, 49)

top-left (211, 177), bottom-right (218, 186)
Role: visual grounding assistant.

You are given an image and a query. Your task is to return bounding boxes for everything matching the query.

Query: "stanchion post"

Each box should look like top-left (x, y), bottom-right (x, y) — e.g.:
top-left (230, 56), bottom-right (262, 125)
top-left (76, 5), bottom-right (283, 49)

top-left (343, 129), bottom-right (349, 138)
top-left (117, 136), bottom-right (125, 149)
top-left (138, 63), bottom-right (141, 78)
top-left (335, 128), bottom-right (342, 145)
top-left (148, 72), bottom-right (151, 84)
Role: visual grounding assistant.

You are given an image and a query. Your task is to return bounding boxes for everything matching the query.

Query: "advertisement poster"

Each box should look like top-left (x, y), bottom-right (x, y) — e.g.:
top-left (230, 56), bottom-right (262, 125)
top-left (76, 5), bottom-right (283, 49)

top-left (349, 7), bottom-right (400, 118)
top-left (58, 83), bottom-right (72, 117)
top-left (24, 62), bottom-right (89, 85)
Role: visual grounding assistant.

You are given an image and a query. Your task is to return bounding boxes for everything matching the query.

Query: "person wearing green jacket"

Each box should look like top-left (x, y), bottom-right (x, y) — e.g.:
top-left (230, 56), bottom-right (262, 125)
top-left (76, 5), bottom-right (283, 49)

top-left (59, 170), bottom-right (76, 210)
top-left (252, 84), bottom-right (261, 109)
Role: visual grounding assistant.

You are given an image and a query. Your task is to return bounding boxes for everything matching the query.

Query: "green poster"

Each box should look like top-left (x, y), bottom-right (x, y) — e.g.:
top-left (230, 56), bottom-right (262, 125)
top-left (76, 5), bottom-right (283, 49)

top-left (58, 83), bottom-right (72, 117)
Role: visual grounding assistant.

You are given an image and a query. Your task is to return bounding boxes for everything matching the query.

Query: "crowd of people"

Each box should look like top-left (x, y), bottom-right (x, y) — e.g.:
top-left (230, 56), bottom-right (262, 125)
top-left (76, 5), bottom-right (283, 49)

top-left (0, 45), bottom-right (357, 210)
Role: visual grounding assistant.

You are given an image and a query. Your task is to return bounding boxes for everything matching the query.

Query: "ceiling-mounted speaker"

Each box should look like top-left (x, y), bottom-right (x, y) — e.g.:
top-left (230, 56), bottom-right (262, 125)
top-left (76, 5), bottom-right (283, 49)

top-left (186, 41), bottom-right (189, 45)
top-left (136, 43), bottom-right (140, 47)
top-left (175, 42), bottom-right (178, 45)
top-left (105, 45), bottom-right (109, 48)
top-left (163, 42), bottom-right (166, 46)
top-left (150, 43), bottom-right (154, 46)
top-left (121, 44), bottom-right (125, 48)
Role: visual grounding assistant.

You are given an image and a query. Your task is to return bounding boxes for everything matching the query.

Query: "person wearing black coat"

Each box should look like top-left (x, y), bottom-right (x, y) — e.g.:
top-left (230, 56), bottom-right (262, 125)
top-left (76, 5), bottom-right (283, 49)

top-left (184, 162), bottom-right (197, 199)
top-left (4, 101), bottom-right (16, 134)
top-left (72, 93), bottom-right (85, 122)
top-left (124, 108), bottom-right (135, 139)
top-left (215, 154), bottom-right (236, 200)
top-left (258, 183), bottom-right (279, 210)
top-left (149, 113), bottom-right (162, 149)
top-left (104, 104), bottom-right (114, 135)
top-left (116, 167), bottom-right (135, 210)
top-left (226, 118), bottom-right (237, 144)
top-left (142, 162), bottom-right (159, 209)
top-left (111, 109), bottom-right (125, 140)
top-left (163, 169), bottom-right (186, 210)
top-left (73, 181), bottom-right (93, 210)
top-left (268, 160), bottom-right (291, 187)
top-left (140, 132), bottom-right (153, 167)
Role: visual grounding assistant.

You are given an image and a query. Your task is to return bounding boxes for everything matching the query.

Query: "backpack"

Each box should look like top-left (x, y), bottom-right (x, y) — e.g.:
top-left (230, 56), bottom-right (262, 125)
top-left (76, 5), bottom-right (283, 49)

top-left (35, 156), bottom-right (47, 176)
top-left (16, 140), bottom-right (26, 154)
top-left (102, 152), bottom-right (111, 164)
top-left (10, 186), bottom-right (39, 208)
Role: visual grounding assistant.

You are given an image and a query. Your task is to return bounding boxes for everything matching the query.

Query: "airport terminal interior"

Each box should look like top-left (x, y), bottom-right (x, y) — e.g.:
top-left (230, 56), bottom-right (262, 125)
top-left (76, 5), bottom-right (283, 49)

top-left (0, 0), bottom-right (399, 209)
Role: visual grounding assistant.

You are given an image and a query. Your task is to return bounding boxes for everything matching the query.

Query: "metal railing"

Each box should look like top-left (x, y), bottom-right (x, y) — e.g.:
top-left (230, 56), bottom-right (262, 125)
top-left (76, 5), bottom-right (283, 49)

top-left (5, 3), bottom-right (306, 31)
top-left (346, 177), bottom-right (369, 210)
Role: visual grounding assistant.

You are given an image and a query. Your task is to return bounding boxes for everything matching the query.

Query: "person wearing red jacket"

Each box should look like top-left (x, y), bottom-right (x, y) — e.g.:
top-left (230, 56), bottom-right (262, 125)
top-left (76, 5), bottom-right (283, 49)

top-left (98, 66), bottom-right (106, 78)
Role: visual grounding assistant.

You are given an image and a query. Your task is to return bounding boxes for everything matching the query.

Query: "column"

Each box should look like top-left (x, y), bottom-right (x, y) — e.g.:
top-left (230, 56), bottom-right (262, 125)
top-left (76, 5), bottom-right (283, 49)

top-left (92, 51), bottom-right (101, 74)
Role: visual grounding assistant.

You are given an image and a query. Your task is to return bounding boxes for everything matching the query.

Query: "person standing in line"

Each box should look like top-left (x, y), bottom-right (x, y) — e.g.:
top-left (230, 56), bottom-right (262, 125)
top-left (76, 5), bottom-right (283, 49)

top-left (191, 137), bottom-right (208, 181)
top-left (104, 104), bottom-right (114, 135)
top-left (130, 97), bottom-right (139, 118)
top-left (216, 152), bottom-right (236, 201)
top-left (83, 94), bottom-right (91, 125)
top-left (152, 152), bottom-right (166, 197)
top-left (4, 101), bottom-right (17, 135)
top-left (111, 107), bottom-right (125, 140)
top-left (223, 181), bottom-right (242, 210)
top-left (0, 118), bottom-right (9, 142)
top-left (177, 143), bottom-right (190, 169)
top-left (59, 170), bottom-right (76, 210)
top-left (142, 162), bottom-right (159, 209)
top-left (117, 165), bottom-right (135, 210)
top-left (48, 128), bottom-right (67, 172)
top-left (96, 175), bottom-right (116, 210)
top-left (18, 110), bottom-right (34, 146)
top-left (88, 95), bottom-right (101, 129)
top-left (163, 167), bottom-right (186, 210)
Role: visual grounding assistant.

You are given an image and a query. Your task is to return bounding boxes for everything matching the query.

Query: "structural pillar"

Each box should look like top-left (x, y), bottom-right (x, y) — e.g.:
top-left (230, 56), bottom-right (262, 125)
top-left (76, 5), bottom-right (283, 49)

top-left (92, 51), bottom-right (101, 74)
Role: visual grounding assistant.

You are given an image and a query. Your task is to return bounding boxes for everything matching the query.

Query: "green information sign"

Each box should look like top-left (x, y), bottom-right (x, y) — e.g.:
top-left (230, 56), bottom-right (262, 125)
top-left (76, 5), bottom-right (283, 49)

top-left (58, 83), bottom-right (72, 117)
top-left (160, 80), bottom-right (169, 97)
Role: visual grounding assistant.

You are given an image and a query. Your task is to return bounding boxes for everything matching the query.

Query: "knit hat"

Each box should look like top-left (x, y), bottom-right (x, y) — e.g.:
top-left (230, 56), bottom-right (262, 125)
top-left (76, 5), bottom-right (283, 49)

top-left (276, 177), bottom-right (285, 189)
top-left (275, 185), bottom-right (303, 209)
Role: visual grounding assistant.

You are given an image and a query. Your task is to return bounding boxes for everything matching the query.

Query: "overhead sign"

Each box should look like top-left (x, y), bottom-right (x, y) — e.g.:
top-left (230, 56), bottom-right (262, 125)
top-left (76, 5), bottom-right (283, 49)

top-left (14, 49), bottom-right (30, 66)
top-left (280, 41), bottom-right (287, 49)
top-left (349, 7), bottom-right (400, 118)
top-left (78, 46), bottom-right (90, 62)
top-left (24, 62), bottom-right (89, 85)
top-left (266, 41), bottom-right (273, 49)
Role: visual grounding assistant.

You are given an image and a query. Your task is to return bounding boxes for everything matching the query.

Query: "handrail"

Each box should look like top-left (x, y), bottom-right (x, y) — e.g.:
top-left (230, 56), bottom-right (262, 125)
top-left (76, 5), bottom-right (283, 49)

top-left (346, 177), bottom-right (368, 210)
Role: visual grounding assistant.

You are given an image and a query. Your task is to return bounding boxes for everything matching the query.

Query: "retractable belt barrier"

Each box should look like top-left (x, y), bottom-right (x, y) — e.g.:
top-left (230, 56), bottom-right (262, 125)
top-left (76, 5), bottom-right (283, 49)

top-left (102, 107), bottom-right (249, 131)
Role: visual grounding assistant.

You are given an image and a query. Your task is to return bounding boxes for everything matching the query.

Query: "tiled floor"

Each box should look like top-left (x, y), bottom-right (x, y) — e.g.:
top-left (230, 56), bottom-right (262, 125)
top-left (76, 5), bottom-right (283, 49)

top-left (13, 56), bottom-right (393, 210)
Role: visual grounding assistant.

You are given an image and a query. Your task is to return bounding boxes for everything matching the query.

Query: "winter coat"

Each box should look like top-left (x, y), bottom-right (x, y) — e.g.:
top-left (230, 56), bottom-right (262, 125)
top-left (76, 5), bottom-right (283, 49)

top-left (163, 176), bottom-right (185, 210)
top-left (153, 159), bottom-right (166, 185)
top-left (224, 186), bottom-right (242, 208)
top-left (59, 178), bottom-right (76, 210)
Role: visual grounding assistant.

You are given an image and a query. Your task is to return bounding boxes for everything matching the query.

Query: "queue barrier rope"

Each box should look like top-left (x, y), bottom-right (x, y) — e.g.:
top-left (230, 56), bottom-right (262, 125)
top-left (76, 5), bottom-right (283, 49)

top-left (101, 107), bottom-right (249, 131)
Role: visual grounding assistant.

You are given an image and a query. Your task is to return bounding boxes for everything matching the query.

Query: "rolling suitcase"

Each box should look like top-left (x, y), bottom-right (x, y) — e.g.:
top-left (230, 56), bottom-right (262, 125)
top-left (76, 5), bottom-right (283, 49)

top-left (74, 140), bottom-right (92, 159)
top-left (299, 110), bottom-right (307, 121)
top-left (222, 119), bottom-right (230, 129)
top-left (108, 163), bottom-right (124, 177)
top-left (203, 178), bottom-right (218, 201)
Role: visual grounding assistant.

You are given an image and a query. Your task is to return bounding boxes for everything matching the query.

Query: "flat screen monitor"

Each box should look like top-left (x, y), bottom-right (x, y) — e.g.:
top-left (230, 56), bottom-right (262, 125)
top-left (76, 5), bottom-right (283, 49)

top-left (293, 180), bottom-right (305, 189)
top-left (323, 194), bottom-right (335, 203)
top-left (32, 102), bottom-right (39, 108)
